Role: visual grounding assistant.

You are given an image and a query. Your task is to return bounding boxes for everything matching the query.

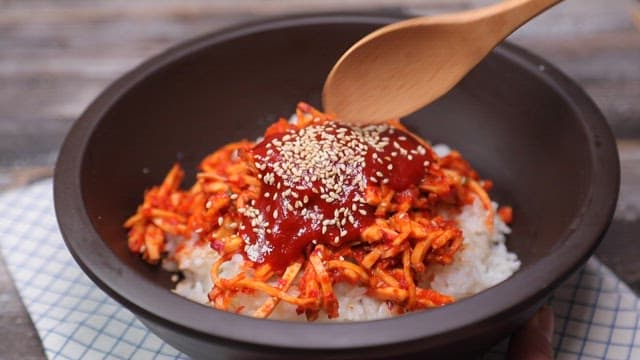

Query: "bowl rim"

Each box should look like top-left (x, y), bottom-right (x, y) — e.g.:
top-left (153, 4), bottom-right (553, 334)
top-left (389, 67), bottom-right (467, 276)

top-left (54, 12), bottom-right (620, 351)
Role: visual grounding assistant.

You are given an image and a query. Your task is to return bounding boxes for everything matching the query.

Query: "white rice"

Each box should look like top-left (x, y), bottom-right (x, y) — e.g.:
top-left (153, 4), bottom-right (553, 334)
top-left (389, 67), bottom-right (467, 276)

top-left (164, 144), bottom-right (521, 321)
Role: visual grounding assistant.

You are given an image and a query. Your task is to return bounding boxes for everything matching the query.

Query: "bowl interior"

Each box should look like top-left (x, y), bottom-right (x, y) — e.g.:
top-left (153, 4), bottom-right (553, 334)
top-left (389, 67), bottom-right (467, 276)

top-left (56, 13), bottom-right (618, 352)
top-left (82, 20), bottom-right (589, 274)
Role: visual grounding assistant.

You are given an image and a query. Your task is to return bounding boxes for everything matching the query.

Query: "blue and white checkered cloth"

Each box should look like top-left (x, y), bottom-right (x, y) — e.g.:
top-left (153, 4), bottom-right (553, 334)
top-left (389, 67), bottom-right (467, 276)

top-left (0, 179), bottom-right (638, 359)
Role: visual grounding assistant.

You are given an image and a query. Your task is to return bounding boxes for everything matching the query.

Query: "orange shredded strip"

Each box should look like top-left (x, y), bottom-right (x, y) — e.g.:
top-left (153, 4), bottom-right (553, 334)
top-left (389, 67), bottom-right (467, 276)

top-left (468, 179), bottom-right (495, 233)
top-left (361, 247), bottom-right (383, 269)
top-left (234, 278), bottom-right (315, 307)
top-left (309, 247), bottom-right (339, 318)
top-left (372, 268), bottom-right (400, 288)
top-left (326, 260), bottom-right (370, 283)
top-left (402, 248), bottom-right (417, 309)
top-left (254, 261), bottom-right (302, 318)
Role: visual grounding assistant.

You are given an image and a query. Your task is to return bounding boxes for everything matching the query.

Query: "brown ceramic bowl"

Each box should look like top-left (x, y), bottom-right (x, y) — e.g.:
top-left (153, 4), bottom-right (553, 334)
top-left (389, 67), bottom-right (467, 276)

top-left (54, 12), bottom-right (619, 359)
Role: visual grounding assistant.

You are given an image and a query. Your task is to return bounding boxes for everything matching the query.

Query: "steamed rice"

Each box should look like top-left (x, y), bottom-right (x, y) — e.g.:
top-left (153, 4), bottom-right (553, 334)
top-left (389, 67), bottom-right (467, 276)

top-left (163, 144), bottom-right (520, 321)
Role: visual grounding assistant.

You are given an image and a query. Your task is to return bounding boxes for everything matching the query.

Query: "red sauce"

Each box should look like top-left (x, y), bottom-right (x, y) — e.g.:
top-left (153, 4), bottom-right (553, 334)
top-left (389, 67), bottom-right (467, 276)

top-left (238, 121), bottom-right (435, 270)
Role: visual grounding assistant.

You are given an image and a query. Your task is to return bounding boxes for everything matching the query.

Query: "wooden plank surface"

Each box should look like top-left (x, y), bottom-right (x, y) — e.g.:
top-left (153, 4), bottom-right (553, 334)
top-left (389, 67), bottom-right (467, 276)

top-left (0, 0), bottom-right (638, 358)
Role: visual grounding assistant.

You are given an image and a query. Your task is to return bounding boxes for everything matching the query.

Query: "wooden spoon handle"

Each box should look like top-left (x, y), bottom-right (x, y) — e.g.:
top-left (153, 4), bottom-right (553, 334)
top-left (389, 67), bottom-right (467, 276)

top-left (458, 0), bottom-right (562, 44)
top-left (405, 0), bottom-right (563, 70)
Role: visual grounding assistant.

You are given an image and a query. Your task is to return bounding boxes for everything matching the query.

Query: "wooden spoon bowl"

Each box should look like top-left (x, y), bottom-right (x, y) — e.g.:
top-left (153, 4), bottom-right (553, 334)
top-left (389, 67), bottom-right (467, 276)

top-left (323, 0), bottom-right (562, 124)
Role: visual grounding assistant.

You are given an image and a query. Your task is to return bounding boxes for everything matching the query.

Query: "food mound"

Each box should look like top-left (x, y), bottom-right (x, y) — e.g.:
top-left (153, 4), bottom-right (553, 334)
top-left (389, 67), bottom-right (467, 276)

top-left (124, 103), bottom-right (520, 321)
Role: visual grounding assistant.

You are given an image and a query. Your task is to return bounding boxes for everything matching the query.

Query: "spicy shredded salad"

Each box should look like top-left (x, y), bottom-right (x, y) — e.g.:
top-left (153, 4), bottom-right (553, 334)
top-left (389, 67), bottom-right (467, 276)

top-left (124, 102), bottom-right (512, 320)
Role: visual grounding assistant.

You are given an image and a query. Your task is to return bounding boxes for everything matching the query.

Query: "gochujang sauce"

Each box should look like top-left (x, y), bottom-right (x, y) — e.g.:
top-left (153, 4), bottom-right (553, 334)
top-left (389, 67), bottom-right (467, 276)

top-left (238, 121), bottom-right (435, 270)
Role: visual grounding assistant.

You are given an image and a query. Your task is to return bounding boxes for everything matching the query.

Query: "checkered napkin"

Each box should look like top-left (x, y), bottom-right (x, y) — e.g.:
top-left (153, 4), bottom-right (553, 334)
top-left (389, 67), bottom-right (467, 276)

top-left (0, 179), bottom-right (638, 359)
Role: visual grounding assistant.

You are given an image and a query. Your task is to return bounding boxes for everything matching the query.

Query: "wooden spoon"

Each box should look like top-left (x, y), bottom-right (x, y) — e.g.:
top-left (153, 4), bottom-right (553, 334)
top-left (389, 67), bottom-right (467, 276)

top-left (323, 0), bottom-right (562, 125)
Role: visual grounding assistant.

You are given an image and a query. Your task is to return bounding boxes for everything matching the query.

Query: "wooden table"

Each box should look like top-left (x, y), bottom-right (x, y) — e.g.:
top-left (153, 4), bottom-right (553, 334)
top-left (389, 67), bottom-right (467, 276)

top-left (1, 1), bottom-right (639, 358)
